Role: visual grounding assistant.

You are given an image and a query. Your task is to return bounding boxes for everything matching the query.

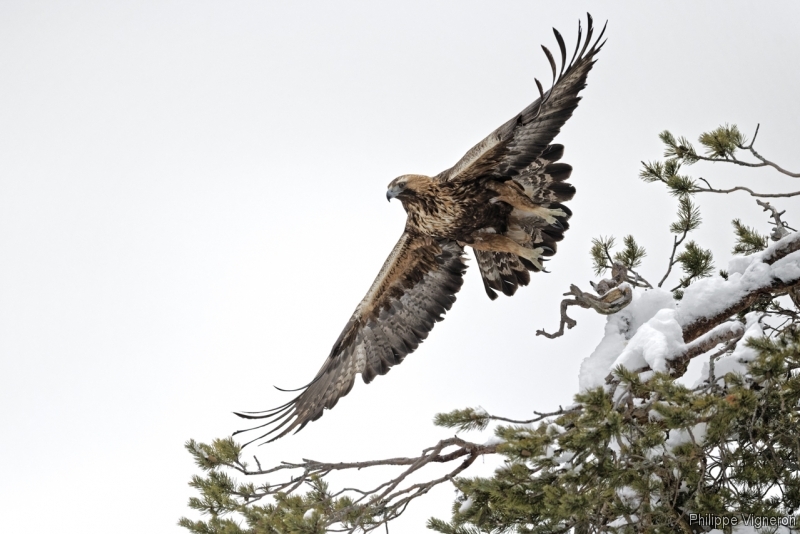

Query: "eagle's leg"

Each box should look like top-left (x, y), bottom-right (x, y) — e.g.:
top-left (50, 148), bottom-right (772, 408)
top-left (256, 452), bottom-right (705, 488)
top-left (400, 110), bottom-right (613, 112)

top-left (487, 182), bottom-right (566, 225)
top-left (468, 233), bottom-right (545, 270)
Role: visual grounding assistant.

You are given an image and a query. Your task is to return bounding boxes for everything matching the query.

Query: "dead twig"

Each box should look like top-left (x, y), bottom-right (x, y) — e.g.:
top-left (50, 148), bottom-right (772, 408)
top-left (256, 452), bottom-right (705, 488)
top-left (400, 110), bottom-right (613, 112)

top-left (756, 200), bottom-right (794, 241)
top-left (537, 263), bottom-right (633, 339)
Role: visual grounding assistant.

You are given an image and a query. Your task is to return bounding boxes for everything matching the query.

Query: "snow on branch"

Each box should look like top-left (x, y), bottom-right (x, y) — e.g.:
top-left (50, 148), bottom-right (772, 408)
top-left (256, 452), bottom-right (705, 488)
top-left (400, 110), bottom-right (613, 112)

top-left (579, 232), bottom-right (800, 390)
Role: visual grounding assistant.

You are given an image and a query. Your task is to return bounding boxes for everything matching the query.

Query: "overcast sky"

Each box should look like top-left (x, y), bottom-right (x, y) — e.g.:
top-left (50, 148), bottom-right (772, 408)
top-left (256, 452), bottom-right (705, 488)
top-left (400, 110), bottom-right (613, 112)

top-left (2, 1), bottom-right (799, 532)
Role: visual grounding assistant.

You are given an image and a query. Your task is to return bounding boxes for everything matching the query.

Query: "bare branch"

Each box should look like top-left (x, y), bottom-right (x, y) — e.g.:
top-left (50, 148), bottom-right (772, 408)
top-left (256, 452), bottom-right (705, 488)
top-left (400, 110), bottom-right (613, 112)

top-left (537, 264), bottom-right (633, 339)
top-left (535, 293), bottom-right (588, 339)
top-left (742, 125), bottom-right (800, 177)
top-left (688, 183), bottom-right (800, 199)
top-left (658, 231), bottom-right (688, 288)
top-left (756, 199), bottom-right (794, 240)
top-left (485, 406), bottom-right (581, 425)
top-left (223, 436), bottom-right (499, 532)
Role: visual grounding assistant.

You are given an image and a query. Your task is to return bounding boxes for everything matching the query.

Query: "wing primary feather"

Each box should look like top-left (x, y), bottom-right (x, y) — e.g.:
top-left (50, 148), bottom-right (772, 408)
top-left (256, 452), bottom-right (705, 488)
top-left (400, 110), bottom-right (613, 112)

top-left (273, 376), bottom-right (322, 393)
top-left (579, 13), bottom-right (594, 60)
top-left (234, 407), bottom-right (288, 419)
top-left (541, 45), bottom-right (556, 86)
top-left (232, 411), bottom-right (291, 435)
top-left (234, 397), bottom-right (297, 416)
top-left (535, 78), bottom-right (545, 101)
top-left (569, 19), bottom-right (582, 67)
top-left (592, 21), bottom-right (608, 52)
top-left (243, 411), bottom-right (299, 446)
top-left (233, 409), bottom-right (295, 442)
top-left (553, 28), bottom-right (567, 79)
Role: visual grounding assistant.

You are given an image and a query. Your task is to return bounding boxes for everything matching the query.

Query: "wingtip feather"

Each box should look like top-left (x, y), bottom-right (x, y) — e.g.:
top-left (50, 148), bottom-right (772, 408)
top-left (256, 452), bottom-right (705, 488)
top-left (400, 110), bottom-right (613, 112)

top-left (540, 45), bottom-right (557, 85)
top-left (552, 28), bottom-right (567, 79)
top-left (534, 78), bottom-right (545, 100)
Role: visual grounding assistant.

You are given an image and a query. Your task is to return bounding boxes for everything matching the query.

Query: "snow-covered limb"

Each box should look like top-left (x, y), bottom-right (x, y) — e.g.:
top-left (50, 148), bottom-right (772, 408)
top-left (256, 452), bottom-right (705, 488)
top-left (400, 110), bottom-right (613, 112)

top-left (680, 231), bottom-right (800, 342)
top-left (604, 320), bottom-right (746, 384)
top-left (581, 232), bottom-right (800, 389)
top-left (670, 321), bottom-right (744, 376)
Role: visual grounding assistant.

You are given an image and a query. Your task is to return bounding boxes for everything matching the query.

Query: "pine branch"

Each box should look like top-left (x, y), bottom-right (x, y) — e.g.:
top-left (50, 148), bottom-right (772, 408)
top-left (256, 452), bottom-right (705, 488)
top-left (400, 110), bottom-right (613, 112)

top-left (434, 406), bottom-right (580, 432)
top-left (659, 196), bottom-right (700, 288)
top-left (681, 183), bottom-right (800, 199)
top-left (658, 233), bottom-right (687, 288)
top-left (668, 123), bottom-right (799, 177)
top-left (185, 436), bottom-right (500, 534)
top-left (598, 234), bottom-right (800, 386)
top-left (613, 235), bottom-right (647, 272)
top-left (645, 125), bottom-right (800, 199)
top-left (680, 234), bottom-right (800, 343)
top-left (671, 241), bottom-right (714, 291)
top-left (731, 218), bottom-right (768, 255)
top-left (590, 235), bottom-right (616, 276)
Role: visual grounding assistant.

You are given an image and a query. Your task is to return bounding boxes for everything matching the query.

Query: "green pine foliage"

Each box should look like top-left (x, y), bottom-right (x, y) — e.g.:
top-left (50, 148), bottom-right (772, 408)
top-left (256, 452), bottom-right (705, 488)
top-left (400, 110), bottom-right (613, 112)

top-left (675, 241), bottom-right (715, 289)
top-left (590, 235), bottom-right (616, 276)
top-left (434, 407), bottom-right (492, 432)
top-left (659, 130), bottom-right (699, 163)
top-left (670, 196), bottom-right (701, 235)
top-left (179, 439), bottom-right (373, 534)
top-left (657, 124), bottom-right (748, 164)
top-left (638, 158), bottom-right (696, 197)
top-left (731, 219), bottom-right (769, 255)
top-left (430, 332), bottom-right (800, 533)
top-left (698, 124), bottom-right (746, 160)
top-left (614, 236), bottom-right (647, 272)
top-left (590, 235), bottom-right (646, 276)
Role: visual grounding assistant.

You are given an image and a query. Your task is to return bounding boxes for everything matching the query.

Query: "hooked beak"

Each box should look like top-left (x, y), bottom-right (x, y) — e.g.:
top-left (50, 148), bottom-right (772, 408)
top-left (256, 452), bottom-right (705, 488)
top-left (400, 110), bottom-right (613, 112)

top-left (386, 185), bottom-right (402, 202)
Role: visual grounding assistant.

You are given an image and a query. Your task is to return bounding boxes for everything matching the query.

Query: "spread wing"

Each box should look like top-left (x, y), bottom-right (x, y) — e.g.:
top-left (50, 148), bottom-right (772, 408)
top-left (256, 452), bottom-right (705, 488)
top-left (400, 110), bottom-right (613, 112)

top-left (234, 234), bottom-right (467, 444)
top-left (435, 14), bottom-right (606, 184)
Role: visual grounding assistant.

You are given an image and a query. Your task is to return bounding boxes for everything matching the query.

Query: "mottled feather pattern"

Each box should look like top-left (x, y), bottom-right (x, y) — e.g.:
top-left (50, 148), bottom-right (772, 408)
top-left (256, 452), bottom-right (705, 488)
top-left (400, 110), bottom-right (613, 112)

top-left (234, 236), bottom-right (467, 443)
top-left (513, 145), bottom-right (575, 205)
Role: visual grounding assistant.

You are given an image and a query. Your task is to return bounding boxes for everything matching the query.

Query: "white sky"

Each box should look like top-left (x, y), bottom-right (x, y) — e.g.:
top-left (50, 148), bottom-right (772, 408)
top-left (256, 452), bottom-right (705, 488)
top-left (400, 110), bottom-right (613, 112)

top-left (1, 1), bottom-right (799, 532)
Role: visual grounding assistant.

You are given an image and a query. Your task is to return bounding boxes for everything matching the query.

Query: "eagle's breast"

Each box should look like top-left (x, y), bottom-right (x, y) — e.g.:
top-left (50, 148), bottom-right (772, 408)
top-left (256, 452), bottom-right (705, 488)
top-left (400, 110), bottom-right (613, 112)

top-left (405, 180), bottom-right (510, 240)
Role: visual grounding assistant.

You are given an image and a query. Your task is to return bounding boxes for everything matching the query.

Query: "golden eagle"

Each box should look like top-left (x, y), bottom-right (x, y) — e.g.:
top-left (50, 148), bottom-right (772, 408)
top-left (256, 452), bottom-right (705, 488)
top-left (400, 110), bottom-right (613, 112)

top-left (236, 15), bottom-right (606, 444)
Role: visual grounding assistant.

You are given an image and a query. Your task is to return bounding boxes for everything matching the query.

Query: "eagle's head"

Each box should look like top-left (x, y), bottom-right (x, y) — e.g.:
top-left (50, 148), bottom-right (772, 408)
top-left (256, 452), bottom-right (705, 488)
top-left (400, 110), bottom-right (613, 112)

top-left (386, 174), bottom-right (434, 203)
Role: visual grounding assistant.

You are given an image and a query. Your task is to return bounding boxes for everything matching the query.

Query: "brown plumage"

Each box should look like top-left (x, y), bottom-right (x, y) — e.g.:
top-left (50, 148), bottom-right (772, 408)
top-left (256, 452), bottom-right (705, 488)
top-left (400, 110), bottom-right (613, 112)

top-left (235, 15), bottom-right (606, 444)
